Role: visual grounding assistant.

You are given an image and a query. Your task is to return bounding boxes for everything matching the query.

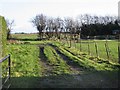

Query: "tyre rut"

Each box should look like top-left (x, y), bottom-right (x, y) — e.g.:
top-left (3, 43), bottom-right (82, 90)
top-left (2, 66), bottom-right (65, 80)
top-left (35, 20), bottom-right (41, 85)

top-left (48, 44), bottom-right (83, 74)
top-left (39, 45), bottom-right (53, 76)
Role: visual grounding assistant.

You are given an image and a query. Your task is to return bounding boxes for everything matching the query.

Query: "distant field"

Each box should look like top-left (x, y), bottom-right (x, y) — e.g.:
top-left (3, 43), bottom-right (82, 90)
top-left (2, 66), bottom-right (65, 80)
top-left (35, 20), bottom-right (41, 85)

top-left (11, 33), bottom-right (38, 39)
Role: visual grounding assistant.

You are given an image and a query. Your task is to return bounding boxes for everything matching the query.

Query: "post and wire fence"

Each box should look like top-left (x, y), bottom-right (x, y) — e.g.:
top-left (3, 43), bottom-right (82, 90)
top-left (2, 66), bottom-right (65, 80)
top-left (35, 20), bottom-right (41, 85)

top-left (62, 34), bottom-right (119, 64)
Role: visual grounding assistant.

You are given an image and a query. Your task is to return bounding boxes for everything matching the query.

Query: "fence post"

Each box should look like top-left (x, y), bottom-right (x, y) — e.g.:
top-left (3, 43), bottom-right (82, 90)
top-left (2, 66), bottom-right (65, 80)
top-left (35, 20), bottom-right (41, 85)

top-left (94, 36), bottom-right (99, 58)
top-left (66, 34), bottom-right (68, 46)
top-left (79, 33), bottom-right (82, 52)
top-left (87, 36), bottom-right (90, 55)
top-left (69, 34), bottom-right (72, 48)
top-left (118, 34), bottom-right (120, 64)
top-left (74, 34), bottom-right (76, 49)
top-left (8, 54), bottom-right (11, 78)
top-left (105, 35), bottom-right (110, 60)
top-left (65, 32), bottom-right (68, 47)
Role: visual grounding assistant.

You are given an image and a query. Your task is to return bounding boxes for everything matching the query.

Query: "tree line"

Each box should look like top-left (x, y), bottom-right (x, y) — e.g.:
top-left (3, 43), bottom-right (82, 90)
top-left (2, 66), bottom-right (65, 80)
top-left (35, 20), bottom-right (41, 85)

top-left (31, 14), bottom-right (120, 40)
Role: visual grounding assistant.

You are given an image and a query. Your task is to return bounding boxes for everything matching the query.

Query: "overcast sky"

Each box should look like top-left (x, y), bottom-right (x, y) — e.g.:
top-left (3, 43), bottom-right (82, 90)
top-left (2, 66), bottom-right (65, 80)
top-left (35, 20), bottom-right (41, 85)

top-left (0, 0), bottom-right (120, 33)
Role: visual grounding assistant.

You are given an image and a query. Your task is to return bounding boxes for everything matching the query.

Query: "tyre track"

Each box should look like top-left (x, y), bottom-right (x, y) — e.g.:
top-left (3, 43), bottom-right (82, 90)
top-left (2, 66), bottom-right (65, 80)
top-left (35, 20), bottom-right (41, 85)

top-left (48, 44), bottom-right (83, 74)
top-left (39, 45), bottom-right (53, 76)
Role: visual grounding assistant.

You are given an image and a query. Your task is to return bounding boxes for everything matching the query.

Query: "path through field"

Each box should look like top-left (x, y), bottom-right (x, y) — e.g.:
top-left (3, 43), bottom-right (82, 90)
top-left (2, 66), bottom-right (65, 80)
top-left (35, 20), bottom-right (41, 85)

top-left (49, 43), bottom-right (82, 74)
top-left (10, 42), bottom-right (119, 88)
top-left (39, 45), bottom-right (53, 76)
top-left (36, 43), bottom-right (118, 88)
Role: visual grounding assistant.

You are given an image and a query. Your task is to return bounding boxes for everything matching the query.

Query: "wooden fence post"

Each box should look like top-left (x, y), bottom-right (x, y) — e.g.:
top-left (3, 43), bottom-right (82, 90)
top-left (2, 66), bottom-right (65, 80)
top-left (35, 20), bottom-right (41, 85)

top-left (94, 36), bottom-right (99, 57)
top-left (105, 35), bottom-right (110, 60)
top-left (74, 34), bottom-right (76, 48)
top-left (69, 34), bottom-right (72, 48)
top-left (87, 36), bottom-right (90, 55)
top-left (118, 34), bottom-right (120, 64)
top-left (67, 35), bottom-right (69, 46)
top-left (79, 33), bottom-right (82, 52)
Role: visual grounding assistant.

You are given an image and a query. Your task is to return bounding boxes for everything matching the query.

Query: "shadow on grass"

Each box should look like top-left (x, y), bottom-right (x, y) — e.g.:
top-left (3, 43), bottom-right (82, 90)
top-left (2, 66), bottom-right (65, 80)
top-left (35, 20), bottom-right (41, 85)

top-left (8, 71), bottom-right (119, 88)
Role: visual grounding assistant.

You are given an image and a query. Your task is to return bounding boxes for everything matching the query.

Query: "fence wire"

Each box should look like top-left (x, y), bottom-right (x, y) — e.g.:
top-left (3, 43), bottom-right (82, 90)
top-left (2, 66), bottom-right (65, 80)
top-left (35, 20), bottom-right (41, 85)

top-left (62, 35), bottom-right (119, 64)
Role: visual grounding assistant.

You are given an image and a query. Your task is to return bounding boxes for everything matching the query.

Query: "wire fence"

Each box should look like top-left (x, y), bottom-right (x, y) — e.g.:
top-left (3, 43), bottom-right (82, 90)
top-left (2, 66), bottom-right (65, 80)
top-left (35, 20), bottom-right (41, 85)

top-left (61, 34), bottom-right (119, 64)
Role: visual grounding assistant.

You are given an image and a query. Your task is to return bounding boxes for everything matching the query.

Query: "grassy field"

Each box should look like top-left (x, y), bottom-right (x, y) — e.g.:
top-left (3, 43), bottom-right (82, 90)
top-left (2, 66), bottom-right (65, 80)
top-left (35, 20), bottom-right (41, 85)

top-left (10, 34), bottom-right (119, 64)
top-left (6, 44), bottom-right (40, 77)
top-left (11, 33), bottom-right (38, 40)
top-left (2, 33), bottom-right (119, 88)
top-left (63, 39), bottom-right (118, 64)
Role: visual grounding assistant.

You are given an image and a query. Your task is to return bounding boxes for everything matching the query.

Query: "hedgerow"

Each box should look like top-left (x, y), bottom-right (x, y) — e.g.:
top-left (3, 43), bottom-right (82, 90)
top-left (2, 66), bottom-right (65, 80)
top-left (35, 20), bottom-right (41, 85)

top-left (0, 16), bottom-right (7, 58)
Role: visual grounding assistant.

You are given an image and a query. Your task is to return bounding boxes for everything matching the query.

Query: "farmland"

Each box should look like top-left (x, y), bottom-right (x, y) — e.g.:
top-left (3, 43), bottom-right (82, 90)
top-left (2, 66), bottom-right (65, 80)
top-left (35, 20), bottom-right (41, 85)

top-left (11, 33), bottom-right (119, 64)
top-left (3, 33), bottom-right (119, 88)
top-left (63, 39), bottom-right (118, 63)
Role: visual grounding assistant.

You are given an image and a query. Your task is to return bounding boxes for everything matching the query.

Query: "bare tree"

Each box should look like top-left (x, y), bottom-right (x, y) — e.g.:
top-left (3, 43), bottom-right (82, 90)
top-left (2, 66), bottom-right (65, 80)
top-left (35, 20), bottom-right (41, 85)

top-left (45, 17), bottom-right (64, 40)
top-left (64, 17), bottom-right (75, 47)
top-left (45, 17), bottom-right (53, 39)
top-left (54, 17), bottom-right (64, 40)
top-left (46, 17), bottom-right (56, 39)
top-left (6, 19), bottom-right (15, 40)
top-left (31, 14), bottom-right (46, 40)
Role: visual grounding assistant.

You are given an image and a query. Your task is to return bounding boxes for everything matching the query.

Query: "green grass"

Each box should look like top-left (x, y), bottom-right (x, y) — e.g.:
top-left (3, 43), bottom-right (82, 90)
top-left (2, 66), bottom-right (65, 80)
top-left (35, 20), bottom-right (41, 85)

top-left (11, 33), bottom-right (38, 40)
top-left (0, 16), bottom-right (7, 58)
top-left (52, 42), bottom-right (119, 71)
top-left (2, 33), bottom-right (119, 88)
top-left (11, 33), bottom-right (118, 64)
top-left (63, 39), bottom-right (118, 64)
top-left (44, 45), bottom-right (72, 75)
top-left (6, 44), bottom-right (40, 77)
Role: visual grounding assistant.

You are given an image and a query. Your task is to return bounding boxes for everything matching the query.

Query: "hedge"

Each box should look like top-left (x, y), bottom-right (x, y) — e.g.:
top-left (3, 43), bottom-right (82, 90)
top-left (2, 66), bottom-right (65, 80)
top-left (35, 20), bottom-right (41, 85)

top-left (0, 16), bottom-right (7, 59)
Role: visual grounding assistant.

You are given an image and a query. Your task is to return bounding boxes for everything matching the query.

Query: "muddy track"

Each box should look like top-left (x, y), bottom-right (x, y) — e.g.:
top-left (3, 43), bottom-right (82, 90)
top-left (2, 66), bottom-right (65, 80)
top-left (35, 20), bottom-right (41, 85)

top-left (39, 45), bottom-right (53, 76)
top-left (48, 44), bottom-right (83, 73)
